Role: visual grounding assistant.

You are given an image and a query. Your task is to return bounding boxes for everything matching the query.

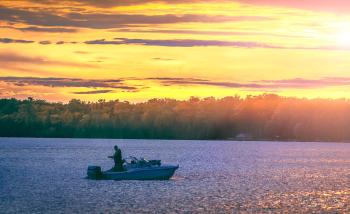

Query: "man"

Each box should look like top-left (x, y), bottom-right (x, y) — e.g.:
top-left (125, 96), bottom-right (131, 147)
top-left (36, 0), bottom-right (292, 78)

top-left (108, 145), bottom-right (124, 172)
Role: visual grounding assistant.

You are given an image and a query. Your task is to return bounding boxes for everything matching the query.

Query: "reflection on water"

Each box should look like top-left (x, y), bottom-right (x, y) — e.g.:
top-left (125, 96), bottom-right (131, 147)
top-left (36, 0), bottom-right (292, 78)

top-left (0, 138), bottom-right (349, 213)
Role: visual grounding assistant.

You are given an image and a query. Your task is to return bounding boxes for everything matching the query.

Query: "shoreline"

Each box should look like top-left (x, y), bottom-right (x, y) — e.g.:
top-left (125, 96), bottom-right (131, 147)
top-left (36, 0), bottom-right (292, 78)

top-left (0, 136), bottom-right (347, 143)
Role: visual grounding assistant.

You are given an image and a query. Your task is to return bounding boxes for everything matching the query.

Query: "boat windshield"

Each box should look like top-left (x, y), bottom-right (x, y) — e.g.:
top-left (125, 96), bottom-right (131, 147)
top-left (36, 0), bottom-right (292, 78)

top-left (123, 156), bottom-right (161, 169)
top-left (124, 156), bottom-right (139, 164)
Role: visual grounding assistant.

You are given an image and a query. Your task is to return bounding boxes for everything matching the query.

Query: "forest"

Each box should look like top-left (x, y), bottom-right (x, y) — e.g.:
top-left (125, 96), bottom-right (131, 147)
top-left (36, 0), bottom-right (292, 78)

top-left (1, 94), bottom-right (350, 141)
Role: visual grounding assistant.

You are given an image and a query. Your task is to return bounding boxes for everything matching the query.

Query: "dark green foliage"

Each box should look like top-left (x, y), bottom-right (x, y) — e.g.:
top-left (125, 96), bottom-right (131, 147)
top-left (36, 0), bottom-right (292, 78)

top-left (1, 94), bottom-right (350, 141)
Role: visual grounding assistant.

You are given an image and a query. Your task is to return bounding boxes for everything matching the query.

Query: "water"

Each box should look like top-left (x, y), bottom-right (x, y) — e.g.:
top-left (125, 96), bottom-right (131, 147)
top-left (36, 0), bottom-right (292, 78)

top-left (0, 138), bottom-right (349, 213)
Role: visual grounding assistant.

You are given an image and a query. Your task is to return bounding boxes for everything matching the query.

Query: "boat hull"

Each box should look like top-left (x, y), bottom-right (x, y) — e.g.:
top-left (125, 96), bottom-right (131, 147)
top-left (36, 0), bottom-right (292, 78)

top-left (96, 165), bottom-right (179, 180)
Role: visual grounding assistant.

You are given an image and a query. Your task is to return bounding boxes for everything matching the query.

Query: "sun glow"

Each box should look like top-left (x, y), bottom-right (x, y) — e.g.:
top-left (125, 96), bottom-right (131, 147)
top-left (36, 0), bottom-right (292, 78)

top-left (333, 22), bottom-right (350, 47)
top-left (336, 31), bottom-right (350, 47)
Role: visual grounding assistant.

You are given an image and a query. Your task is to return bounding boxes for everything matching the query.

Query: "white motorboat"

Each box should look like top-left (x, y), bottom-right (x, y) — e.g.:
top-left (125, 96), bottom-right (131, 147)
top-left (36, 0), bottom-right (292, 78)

top-left (87, 157), bottom-right (179, 180)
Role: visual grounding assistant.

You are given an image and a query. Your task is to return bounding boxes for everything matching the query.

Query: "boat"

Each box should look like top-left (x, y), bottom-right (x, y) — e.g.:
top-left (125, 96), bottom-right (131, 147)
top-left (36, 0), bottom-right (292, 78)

top-left (87, 156), bottom-right (179, 180)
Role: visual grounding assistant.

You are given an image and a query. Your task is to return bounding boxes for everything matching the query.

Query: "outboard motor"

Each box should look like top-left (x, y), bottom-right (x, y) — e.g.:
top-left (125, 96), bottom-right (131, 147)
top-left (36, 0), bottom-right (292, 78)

top-left (87, 166), bottom-right (102, 179)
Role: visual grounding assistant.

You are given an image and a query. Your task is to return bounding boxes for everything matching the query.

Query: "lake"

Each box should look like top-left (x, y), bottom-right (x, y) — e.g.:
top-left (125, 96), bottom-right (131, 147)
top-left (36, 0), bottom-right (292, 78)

top-left (0, 138), bottom-right (349, 213)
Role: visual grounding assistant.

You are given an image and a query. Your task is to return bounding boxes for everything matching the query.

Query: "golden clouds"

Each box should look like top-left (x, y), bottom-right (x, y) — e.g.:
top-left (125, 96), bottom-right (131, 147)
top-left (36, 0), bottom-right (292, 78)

top-left (1, 0), bottom-right (350, 101)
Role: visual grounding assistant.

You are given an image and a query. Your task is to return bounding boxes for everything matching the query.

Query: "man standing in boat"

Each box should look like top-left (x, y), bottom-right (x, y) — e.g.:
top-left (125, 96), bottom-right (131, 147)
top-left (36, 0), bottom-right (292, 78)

top-left (109, 145), bottom-right (124, 172)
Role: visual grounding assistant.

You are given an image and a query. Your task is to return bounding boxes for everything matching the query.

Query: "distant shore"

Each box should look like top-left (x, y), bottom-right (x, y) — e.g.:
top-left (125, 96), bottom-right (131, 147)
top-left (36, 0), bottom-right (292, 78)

top-left (0, 136), bottom-right (347, 144)
top-left (1, 95), bottom-right (350, 142)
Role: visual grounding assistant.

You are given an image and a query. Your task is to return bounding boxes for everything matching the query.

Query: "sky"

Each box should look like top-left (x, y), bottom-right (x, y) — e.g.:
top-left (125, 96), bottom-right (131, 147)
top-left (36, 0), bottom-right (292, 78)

top-left (1, 0), bottom-right (350, 102)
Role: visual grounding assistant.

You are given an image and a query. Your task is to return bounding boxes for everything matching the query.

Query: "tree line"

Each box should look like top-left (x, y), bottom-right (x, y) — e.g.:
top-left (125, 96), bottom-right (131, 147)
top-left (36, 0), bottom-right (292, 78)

top-left (1, 94), bottom-right (350, 141)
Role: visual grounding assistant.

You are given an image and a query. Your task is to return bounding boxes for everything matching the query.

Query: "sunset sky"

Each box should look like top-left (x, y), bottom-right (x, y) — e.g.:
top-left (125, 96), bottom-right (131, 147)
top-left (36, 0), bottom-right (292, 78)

top-left (1, 0), bottom-right (350, 102)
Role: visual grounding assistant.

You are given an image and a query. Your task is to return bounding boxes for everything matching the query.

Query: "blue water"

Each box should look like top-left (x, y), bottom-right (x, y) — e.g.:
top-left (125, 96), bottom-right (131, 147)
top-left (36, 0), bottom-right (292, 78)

top-left (0, 138), bottom-right (349, 213)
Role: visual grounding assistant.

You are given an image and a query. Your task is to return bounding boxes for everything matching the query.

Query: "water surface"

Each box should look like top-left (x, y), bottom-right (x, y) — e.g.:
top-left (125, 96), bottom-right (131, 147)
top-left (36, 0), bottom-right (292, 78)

top-left (0, 138), bottom-right (349, 213)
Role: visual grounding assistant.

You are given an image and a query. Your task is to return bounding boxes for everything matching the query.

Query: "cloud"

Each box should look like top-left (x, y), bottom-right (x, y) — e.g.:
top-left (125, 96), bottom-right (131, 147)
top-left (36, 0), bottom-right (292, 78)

top-left (0, 6), bottom-right (271, 29)
top-left (85, 38), bottom-right (279, 48)
top-left (25, 0), bottom-right (350, 13)
top-left (2, 36), bottom-right (349, 51)
top-left (26, 0), bottom-right (223, 7)
top-left (0, 76), bottom-right (137, 90)
top-left (55, 41), bottom-right (78, 45)
top-left (118, 29), bottom-right (304, 38)
top-left (26, 0), bottom-right (148, 7)
top-left (146, 77), bottom-right (208, 81)
top-left (0, 52), bottom-right (97, 68)
top-left (0, 53), bottom-right (47, 64)
top-left (238, 0), bottom-right (350, 14)
top-left (72, 90), bottom-right (114, 94)
top-left (39, 40), bottom-right (52, 45)
top-left (83, 38), bottom-right (350, 51)
top-left (2, 26), bottom-right (77, 33)
top-left (152, 77), bottom-right (350, 89)
top-left (3, 76), bottom-right (350, 95)
top-left (158, 79), bottom-right (264, 88)
top-left (152, 57), bottom-right (176, 61)
top-left (74, 51), bottom-right (90, 54)
top-left (0, 38), bottom-right (34, 44)
top-left (256, 77), bottom-right (350, 88)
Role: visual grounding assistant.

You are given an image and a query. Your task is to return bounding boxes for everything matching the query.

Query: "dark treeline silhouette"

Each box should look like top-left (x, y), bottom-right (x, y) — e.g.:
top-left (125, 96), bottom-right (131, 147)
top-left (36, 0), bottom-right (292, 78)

top-left (1, 94), bottom-right (350, 141)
